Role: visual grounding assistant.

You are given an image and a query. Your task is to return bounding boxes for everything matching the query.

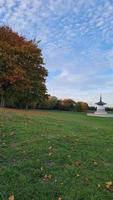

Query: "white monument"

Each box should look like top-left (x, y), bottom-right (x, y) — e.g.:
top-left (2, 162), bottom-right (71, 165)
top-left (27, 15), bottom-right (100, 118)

top-left (95, 95), bottom-right (107, 115)
top-left (87, 95), bottom-right (113, 117)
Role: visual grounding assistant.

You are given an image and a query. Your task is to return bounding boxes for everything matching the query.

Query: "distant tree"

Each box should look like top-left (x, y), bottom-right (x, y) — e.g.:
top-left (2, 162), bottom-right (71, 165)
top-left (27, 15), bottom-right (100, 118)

top-left (48, 96), bottom-right (58, 109)
top-left (105, 107), bottom-right (113, 112)
top-left (56, 99), bottom-right (76, 111)
top-left (56, 99), bottom-right (63, 110)
top-left (39, 96), bottom-right (58, 110)
top-left (62, 99), bottom-right (76, 110)
top-left (76, 101), bottom-right (88, 112)
top-left (88, 106), bottom-right (96, 111)
top-left (0, 26), bottom-right (48, 108)
top-left (38, 97), bottom-right (89, 112)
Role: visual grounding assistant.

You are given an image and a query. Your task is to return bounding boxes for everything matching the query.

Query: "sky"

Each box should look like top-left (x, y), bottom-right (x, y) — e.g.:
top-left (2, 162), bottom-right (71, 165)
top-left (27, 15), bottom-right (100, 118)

top-left (0, 0), bottom-right (113, 105)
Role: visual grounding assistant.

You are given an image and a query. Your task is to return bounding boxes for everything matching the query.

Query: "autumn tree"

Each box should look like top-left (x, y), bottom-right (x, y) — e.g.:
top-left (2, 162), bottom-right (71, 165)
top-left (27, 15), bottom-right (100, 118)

top-left (39, 96), bottom-right (58, 110)
top-left (63, 99), bottom-right (76, 110)
top-left (56, 99), bottom-right (76, 111)
top-left (76, 101), bottom-right (88, 112)
top-left (0, 26), bottom-right (48, 108)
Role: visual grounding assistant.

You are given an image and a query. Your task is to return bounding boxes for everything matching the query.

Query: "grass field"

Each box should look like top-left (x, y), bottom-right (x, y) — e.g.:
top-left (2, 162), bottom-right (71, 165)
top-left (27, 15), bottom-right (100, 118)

top-left (0, 108), bottom-right (113, 200)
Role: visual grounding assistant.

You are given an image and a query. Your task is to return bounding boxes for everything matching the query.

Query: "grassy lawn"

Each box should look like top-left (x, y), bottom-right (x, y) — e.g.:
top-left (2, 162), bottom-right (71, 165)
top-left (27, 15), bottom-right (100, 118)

top-left (0, 108), bottom-right (113, 200)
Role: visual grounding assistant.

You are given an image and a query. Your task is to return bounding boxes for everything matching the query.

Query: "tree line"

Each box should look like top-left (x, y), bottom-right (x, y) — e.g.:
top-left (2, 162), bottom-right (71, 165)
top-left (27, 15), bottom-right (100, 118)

top-left (38, 96), bottom-right (89, 112)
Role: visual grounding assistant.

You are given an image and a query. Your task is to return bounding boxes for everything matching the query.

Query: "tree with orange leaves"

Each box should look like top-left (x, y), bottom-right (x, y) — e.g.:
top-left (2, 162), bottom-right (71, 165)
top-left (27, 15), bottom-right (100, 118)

top-left (0, 26), bottom-right (48, 108)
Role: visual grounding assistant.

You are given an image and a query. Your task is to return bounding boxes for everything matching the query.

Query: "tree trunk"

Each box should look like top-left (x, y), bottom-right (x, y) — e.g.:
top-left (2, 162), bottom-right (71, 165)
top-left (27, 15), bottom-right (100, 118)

top-left (25, 104), bottom-right (28, 110)
top-left (0, 95), bottom-right (5, 107)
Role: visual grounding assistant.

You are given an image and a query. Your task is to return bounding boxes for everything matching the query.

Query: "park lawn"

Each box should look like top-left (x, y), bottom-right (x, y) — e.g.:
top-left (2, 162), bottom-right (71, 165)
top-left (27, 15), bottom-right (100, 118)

top-left (0, 108), bottom-right (113, 200)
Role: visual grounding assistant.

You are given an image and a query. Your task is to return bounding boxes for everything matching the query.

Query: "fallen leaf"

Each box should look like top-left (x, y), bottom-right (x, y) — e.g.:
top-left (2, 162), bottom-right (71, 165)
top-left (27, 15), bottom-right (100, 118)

top-left (43, 174), bottom-right (52, 181)
top-left (48, 152), bottom-right (52, 156)
top-left (43, 175), bottom-right (48, 181)
top-left (10, 132), bottom-right (16, 136)
top-left (105, 181), bottom-right (113, 192)
top-left (54, 179), bottom-right (57, 183)
top-left (58, 197), bottom-right (62, 200)
top-left (75, 160), bottom-right (81, 166)
top-left (8, 195), bottom-right (14, 200)
top-left (105, 181), bottom-right (113, 188)
top-left (48, 146), bottom-right (52, 150)
top-left (106, 181), bottom-right (112, 188)
top-left (40, 167), bottom-right (43, 171)
top-left (76, 173), bottom-right (80, 177)
top-left (48, 174), bottom-right (52, 179)
top-left (97, 184), bottom-right (101, 188)
top-left (92, 160), bottom-right (98, 165)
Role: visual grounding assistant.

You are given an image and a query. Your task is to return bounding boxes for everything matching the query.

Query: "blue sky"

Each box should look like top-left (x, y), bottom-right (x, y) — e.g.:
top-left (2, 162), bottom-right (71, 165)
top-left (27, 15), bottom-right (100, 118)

top-left (0, 0), bottom-right (113, 105)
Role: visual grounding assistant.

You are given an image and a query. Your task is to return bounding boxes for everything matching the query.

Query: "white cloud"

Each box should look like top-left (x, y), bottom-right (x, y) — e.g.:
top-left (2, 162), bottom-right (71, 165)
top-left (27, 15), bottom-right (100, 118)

top-left (0, 0), bottom-right (113, 104)
top-left (0, 0), bottom-right (5, 7)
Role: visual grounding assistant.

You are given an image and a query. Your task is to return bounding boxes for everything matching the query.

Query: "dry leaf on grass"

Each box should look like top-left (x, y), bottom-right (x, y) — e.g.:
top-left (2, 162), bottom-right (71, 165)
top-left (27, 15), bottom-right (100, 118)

top-left (75, 160), bottom-right (81, 166)
top-left (48, 146), bottom-right (52, 150)
top-left (92, 160), bottom-right (98, 165)
top-left (10, 131), bottom-right (16, 136)
top-left (8, 195), bottom-right (14, 200)
top-left (48, 146), bottom-right (53, 156)
top-left (40, 167), bottom-right (43, 171)
top-left (54, 179), bottom-right (57, 183)
top-left (48, 174), bottom-right (52, 179)
top-left (48, 152), bottom-right (52, 156)
top-left (76, 173), bottom-right (80, 177)
top-left (43, 174), bottom-right (48, 181)
top-left (105, 181), bottom-right (113, 191)
top-left (43, 174), bottom-right (52, 181)
top-left (106, 181), bottom-right (112, 188)
top-left (58, 196), bottom-right (62, 200)
top-left (97, 184), bottom-right (101, 188)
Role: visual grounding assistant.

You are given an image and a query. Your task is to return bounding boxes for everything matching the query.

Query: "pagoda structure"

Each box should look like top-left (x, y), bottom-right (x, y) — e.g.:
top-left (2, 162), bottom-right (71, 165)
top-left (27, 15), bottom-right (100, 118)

top-left (95, 95), bottom-right (107, 115)
top-left (87, 95), bottom-right (113, 117)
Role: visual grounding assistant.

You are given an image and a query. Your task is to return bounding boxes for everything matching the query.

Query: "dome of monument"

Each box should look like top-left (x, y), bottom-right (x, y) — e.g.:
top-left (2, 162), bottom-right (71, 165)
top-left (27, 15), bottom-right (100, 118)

top-left (95, 95), bottom-right (106, 106)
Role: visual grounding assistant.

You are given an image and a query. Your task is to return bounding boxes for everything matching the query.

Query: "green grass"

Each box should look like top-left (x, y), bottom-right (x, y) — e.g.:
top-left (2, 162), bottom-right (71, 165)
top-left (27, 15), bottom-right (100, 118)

top-left (0, 108), bottom-right (113, 200)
